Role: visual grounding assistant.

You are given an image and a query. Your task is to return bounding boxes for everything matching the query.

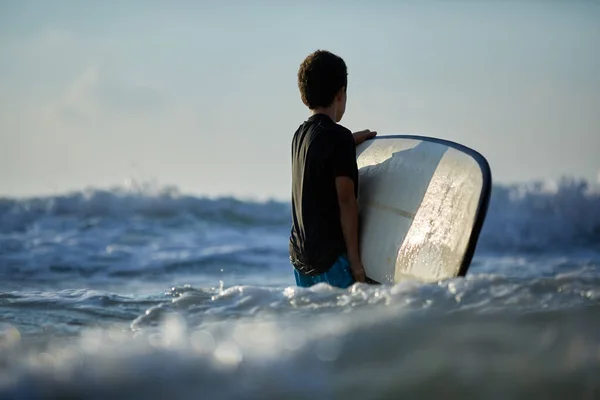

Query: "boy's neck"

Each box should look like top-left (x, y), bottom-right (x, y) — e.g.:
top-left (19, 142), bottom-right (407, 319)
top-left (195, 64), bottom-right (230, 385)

top-left (311, 106), bottom-right (337, 123)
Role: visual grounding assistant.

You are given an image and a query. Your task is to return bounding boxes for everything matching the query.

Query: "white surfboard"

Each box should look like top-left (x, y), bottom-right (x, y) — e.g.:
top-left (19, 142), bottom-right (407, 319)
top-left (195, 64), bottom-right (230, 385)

top-left (356, 135), bottom-right (491, 284)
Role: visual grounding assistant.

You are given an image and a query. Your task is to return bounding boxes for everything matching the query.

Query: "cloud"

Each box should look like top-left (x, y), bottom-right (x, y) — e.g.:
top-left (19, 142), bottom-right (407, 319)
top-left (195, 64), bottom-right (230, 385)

top-left (45, 62), bottom-right (171, 128)
top-left (2, 27), bottom-right (170, 126)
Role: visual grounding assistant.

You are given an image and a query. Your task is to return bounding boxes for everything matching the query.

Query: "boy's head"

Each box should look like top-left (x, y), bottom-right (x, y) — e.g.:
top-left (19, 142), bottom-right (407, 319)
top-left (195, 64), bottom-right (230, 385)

top-left (297, 50), bottom-right (348, 122)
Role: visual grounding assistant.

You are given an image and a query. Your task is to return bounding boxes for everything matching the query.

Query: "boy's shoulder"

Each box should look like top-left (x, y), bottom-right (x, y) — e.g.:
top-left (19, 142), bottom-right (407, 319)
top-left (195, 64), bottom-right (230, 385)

top-left (334, 122), bottom-right (353, 138)
top-left (305, 115), bottom-right (352, 138)
top-left (293, 115), bottom-right (353, 152)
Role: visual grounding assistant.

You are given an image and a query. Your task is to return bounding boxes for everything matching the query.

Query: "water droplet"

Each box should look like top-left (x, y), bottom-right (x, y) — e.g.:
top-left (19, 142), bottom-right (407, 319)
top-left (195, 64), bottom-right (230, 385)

top-left (0, 324), bottom-right (21, 350)
top-left (315, 337), bottom-right (342, 362)
top-left (214, 342), bottom-right (243, 368)
top-left (282, 327), bottom-right (306, 352)
top-left (163, 313), bottom-right (188, 348)
top-left (191, 329), bottom-right (216, 353)
top-left (37, 352), bottom-right (56, 367)
top-left (80, 328), bottom-right (103, 353)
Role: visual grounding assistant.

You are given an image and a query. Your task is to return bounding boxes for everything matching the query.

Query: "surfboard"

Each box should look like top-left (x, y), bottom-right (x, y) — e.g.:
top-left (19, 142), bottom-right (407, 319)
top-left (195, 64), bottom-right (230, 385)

top-left (356, 135), bottom-right (491, 284)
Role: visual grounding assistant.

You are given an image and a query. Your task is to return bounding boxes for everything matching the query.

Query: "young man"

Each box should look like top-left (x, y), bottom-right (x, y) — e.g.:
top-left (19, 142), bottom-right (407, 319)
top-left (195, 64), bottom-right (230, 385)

top-left (289, 50), bottom-right (377, 289)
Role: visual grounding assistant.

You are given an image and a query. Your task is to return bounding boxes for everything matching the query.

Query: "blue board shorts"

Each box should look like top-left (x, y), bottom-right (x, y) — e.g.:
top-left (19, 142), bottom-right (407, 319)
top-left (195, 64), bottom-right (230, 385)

top-left (293, 255), bottom-right (355, 289)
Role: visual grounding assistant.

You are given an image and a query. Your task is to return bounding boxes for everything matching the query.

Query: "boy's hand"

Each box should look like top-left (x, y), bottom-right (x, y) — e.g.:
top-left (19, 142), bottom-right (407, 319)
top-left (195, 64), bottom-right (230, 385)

top-left (353, 129), bottom-right (377, 145)
top-left (350, 261), bottom-right (367, 283)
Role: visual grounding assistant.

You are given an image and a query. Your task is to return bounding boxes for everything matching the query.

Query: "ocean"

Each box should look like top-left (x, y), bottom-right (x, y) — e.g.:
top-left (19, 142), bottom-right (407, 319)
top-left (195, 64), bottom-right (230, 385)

top-left (1, 178), bottom-right (599, 399)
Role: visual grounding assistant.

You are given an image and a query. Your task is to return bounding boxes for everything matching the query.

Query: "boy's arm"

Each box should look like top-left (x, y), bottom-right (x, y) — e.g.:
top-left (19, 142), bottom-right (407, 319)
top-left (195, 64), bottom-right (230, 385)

top-left (336, 176), bottom-right (366, 283)
top-left (352, 129), bottom-right (377, 145)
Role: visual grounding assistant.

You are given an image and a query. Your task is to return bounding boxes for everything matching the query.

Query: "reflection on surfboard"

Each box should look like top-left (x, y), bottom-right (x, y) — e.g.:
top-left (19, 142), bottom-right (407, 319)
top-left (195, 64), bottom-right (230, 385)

top-left (356, 135), bottom-right (491, 284)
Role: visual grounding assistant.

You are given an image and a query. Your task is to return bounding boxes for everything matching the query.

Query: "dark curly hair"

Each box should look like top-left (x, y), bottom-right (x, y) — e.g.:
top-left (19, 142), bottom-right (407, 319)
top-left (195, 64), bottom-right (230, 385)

top-left (297, 50), bottom-right (347, 110)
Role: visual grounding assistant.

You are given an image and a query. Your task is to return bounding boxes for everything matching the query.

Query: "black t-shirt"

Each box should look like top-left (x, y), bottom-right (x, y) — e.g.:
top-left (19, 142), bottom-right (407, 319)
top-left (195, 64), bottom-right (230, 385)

top-left (289, 114), bottom-right (358, 275)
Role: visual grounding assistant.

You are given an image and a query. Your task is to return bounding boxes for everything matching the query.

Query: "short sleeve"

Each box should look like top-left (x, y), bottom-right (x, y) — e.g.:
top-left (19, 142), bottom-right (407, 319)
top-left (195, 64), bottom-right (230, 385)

top-left (333, 131), bottom-right (357, 179)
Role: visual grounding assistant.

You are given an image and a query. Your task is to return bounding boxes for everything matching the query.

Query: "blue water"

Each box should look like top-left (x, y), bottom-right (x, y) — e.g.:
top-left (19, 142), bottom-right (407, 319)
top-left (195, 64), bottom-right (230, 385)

top-left (1, 178), bottom-right (600, 399)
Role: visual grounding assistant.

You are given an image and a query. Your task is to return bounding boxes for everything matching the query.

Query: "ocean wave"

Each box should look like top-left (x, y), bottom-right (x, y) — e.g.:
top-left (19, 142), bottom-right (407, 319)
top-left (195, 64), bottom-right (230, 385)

top-left (0, 184), bottom-right (291, 234)
top-left (2, 276), bottom-right (600, 399)
top-left (1, 178), bottom-right (599, 253)
top-left (479, 177), bottom-right (600, 252)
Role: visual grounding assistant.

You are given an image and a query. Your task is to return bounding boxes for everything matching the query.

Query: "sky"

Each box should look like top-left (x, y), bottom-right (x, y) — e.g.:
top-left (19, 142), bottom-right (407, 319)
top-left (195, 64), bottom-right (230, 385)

top-left (1, 1), bottom-right (599, 200)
